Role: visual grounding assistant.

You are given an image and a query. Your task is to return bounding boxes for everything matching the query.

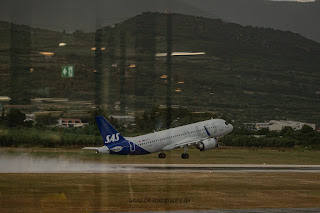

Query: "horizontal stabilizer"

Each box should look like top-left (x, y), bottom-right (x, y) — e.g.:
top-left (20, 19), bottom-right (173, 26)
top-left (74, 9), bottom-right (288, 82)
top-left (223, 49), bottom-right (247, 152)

top-left (82, 147), bottom-right (99, 150)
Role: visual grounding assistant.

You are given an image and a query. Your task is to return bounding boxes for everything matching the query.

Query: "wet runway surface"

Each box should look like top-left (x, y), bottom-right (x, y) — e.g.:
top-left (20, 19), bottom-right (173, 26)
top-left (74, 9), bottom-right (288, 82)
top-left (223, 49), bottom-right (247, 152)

top-left (118, 208), bottom-right (320, 213)
top-left (1, 154), bottom-right (319, 173)
top-left (129, 164), bottom-right (320, 173)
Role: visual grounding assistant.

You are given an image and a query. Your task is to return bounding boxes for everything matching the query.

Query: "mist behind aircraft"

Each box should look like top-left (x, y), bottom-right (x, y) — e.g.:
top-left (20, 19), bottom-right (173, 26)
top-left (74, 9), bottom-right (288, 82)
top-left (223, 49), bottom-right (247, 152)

top-left (0, 153), bottom-right (133, 173)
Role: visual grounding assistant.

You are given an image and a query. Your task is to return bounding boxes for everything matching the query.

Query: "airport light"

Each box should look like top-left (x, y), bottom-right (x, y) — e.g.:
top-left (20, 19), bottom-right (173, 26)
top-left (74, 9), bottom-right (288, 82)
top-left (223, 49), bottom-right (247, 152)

top-left (160, 75), bottom-right (168, 79)
top-left (0, 96), bottom-right (11, 101)
top-left (39, 52), bottom-right (54, 57)
top-left (92, 47), bottom-right (106, 51)
top-left (59, 43), bottom-right (67, 47)
top-left (156, 52), bottom-right (206, 57)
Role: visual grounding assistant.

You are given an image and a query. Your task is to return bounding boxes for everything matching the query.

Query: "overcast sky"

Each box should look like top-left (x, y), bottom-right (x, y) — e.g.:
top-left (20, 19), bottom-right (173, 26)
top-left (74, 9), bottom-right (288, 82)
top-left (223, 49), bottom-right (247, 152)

top-left (0, 0), bottom-right (319, 42)
top-left (270, 0), bottom-right (315, 2)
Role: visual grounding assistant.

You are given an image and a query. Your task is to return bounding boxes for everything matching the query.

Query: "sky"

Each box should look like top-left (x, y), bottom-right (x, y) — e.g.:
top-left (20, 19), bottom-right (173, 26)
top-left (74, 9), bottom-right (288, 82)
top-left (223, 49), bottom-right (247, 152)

top-left (270, 0), bottom-right (315, 2)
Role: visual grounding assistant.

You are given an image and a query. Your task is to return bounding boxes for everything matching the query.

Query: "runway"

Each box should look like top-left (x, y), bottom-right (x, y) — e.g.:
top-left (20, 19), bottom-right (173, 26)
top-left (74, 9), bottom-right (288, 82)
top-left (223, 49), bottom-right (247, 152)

top-left (120, 164), bottom-right (320, 173)
top-left (1, 154), bottom-right (319, 173)
top-left (118, 208), bottom-right (320, 213)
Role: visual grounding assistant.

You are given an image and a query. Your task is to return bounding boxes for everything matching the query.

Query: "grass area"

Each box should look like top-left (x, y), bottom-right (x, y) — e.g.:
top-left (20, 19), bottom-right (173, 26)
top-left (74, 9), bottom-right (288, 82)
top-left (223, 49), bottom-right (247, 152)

top-left (1, 147), bottom-right (320, 165)
top-left (0, 173), bottom-right (319, 212)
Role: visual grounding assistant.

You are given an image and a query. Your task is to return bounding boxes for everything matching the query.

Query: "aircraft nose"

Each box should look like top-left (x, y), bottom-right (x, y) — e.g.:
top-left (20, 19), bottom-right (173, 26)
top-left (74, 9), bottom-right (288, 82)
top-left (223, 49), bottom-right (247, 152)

top-left (227, 123), bottom-right (233, 133)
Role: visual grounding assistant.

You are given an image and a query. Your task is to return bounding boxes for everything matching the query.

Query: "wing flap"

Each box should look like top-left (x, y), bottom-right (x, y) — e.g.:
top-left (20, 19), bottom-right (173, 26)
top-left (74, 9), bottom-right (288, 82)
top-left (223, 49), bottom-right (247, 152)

top-left (172, 137), bottom-right (200, 148)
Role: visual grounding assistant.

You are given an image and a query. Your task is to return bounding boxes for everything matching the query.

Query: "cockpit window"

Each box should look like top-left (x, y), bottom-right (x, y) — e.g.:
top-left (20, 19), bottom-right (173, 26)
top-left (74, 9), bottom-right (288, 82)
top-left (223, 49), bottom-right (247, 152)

top-left (225, 121), bottom-right (229, 125)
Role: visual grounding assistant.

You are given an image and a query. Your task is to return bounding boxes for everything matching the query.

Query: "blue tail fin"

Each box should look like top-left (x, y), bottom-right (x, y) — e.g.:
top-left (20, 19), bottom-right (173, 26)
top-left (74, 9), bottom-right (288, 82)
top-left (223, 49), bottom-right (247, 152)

top-left (95, 116), bottom-right (126, 145)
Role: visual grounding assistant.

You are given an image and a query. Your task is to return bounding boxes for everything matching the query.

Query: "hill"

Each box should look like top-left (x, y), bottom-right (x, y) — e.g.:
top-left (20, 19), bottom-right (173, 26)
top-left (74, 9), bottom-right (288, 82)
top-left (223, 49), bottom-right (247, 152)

top-left (0, 12), bottom-right (319, 125)
top-left (116, 12), bottom-right (320, 124)
top-left (1, 0), bottom-right (320, 42)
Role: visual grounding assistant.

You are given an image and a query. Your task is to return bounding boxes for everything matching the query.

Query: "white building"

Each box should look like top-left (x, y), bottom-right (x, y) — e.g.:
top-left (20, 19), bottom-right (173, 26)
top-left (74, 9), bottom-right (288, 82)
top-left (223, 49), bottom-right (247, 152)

top-left (268, 120), bottom-right (315, 131)
top-left (255, 122), bottom-right (271, 130)
top-left (25, 114), bottom-right (35, 122)
top-left (57, 118), bottom-right (88, 128)
top-left (245, 120), bottom-right (316, 131)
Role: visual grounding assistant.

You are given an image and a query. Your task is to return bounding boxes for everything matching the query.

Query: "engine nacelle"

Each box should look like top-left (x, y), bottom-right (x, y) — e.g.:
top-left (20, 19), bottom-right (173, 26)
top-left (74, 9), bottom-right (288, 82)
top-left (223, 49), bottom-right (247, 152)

top-left (97, 146), bottom-right (110, 154)
top-left (198, 138), bottom-right (218, 151)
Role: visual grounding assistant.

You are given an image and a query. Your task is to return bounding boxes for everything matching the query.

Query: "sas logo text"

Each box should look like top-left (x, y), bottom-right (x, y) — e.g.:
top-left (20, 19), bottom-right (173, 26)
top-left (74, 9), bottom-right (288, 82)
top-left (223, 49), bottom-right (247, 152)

top-left (106, 133), bottom-right (120, 143)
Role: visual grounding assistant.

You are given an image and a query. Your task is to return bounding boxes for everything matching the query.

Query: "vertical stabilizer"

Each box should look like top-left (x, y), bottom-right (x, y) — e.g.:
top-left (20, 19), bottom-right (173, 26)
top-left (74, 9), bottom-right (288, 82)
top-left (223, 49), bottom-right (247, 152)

top-left (95, 116), bottom-right (126, 145)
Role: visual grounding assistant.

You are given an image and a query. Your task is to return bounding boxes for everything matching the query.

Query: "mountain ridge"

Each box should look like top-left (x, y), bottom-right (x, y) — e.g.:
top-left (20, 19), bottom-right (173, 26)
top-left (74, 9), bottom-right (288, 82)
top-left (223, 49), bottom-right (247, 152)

top-left (0, 0), bottom-right (319, 42)
top-left (0, 12), bottom-right (319, 124)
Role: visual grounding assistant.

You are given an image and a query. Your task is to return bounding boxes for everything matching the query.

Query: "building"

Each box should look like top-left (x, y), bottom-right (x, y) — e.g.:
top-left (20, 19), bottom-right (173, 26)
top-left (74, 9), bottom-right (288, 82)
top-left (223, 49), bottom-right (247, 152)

top-left (57, 118), bottom-right (88, 128)
top-left (268, 120), bottom-right (315, 131)
top-left (24, 114), bottom-right (35, 122)
top-left (255, 122), bottom-right (271, 130)
top-left (244, 120), bottom-right (316, 131)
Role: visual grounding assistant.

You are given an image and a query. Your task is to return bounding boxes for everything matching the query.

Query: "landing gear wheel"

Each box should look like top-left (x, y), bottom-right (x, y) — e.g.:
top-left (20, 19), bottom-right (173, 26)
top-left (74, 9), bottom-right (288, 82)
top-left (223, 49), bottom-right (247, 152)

top-left (158, 152), bottom-right (166, 159)
top-left (181, 153), bottom-right (189, 159)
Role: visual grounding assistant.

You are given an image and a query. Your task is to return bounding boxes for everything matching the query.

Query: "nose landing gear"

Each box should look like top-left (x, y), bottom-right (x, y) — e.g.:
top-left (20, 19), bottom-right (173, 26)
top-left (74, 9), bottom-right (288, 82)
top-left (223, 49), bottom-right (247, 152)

top-left (158, 152), bottom-right (166, 159)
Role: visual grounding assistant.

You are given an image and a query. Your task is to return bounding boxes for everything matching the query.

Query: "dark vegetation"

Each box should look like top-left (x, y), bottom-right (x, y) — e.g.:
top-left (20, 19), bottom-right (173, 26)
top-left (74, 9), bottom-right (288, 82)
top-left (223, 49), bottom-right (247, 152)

top-left (220, 125), bottom-right (320, 150)
top-left (0, 108), bottom-right (319, 149)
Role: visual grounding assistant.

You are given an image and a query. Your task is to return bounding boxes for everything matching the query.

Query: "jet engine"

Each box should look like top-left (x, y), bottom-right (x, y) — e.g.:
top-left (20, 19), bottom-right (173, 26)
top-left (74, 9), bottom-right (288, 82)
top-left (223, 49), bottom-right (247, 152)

top-left (96, 146), bottom-right (110, 154)
top-left (197, 138), bottom-right (218, 151)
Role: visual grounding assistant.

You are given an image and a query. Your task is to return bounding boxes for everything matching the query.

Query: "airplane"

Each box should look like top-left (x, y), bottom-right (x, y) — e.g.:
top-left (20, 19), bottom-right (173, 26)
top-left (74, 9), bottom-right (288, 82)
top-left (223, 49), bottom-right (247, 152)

top-left (83, 116), bottom-right (233, 159)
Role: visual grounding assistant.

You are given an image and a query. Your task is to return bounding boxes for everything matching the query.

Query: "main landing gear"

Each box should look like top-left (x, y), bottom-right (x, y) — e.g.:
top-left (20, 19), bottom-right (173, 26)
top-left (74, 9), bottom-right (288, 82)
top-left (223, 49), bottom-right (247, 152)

top-left (181, 146), bottom-right (189, 159)
top-left (181, 153), bottom-right (189, 159)
top-left (158, 152), bottom-right (166, 159)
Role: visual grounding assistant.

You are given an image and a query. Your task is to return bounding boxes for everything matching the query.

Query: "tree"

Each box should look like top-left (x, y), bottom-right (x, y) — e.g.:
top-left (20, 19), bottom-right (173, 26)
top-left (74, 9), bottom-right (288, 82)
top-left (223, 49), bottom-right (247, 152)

top-left (257, 128), bottom-right (270, 136)
top-left (24, 120), bottom-right (34, 128)
top-left (300, 125), bottom-right (314, 134)
top-left (280, 126), bottom-right (294, 136)
top-left (7, 109), bottom-right (26, 127)
top-left (0, 107), bottom-right (6, 126)
top-left (0, 115), bottom-right (6, 126)
top-left (89, 108), bottom-right (109, 126)
top-left (35, 114), bottom-right (56, 126)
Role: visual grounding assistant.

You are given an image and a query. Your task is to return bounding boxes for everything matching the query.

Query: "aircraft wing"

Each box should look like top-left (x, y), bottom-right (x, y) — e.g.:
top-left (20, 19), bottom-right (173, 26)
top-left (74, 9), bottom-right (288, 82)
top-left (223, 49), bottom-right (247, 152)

top-left (170, 126), bottom-right (216, 149)
top-left (161, 137), bottom-right (201, 151)
top-left (172, 137), bottom-right (201, 148)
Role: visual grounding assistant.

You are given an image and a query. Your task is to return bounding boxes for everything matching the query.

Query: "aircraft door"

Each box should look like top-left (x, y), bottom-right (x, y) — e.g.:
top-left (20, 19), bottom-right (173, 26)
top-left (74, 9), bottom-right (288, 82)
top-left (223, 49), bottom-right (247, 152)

top-left (129, 142), bottom-right (136, 152)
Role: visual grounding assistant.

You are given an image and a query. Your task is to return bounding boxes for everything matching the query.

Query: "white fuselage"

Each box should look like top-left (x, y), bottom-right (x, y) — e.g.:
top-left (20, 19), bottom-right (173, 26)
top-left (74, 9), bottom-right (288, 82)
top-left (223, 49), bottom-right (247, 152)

top-left (127, 118), bottom-right (233, 153)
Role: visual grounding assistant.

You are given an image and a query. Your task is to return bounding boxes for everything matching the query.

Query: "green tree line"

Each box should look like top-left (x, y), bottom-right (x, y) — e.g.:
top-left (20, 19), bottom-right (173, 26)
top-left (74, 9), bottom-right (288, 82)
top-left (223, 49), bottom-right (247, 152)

top-left (220, 125), bottom-right (320, 150)
top-left (1, 108), bottom-right (319, 149)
